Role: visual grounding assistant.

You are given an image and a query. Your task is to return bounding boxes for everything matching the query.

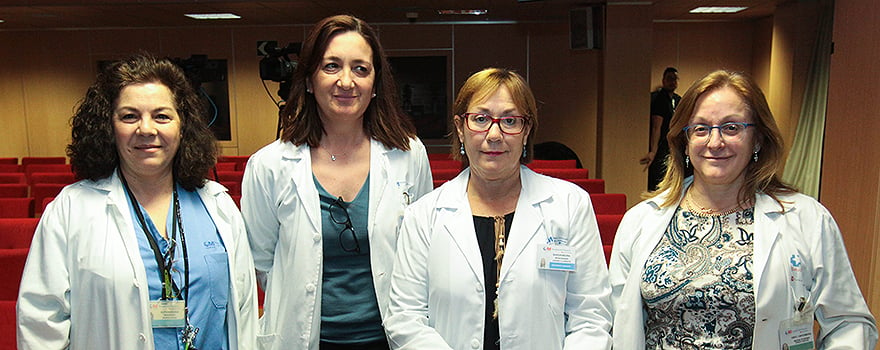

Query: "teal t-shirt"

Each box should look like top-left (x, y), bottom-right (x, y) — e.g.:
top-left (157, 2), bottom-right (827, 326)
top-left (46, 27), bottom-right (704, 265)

top-left (314, 174), bottom-right (384, 344)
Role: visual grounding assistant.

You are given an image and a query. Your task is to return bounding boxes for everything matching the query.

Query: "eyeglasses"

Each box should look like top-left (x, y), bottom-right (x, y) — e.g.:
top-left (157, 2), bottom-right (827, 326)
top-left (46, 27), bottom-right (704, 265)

top-left (462, 113), bottom-right (528, 135)
top-left (329, 196), bottom-right (360, 254)
top-left (683, 122), bottom-right (755, 143)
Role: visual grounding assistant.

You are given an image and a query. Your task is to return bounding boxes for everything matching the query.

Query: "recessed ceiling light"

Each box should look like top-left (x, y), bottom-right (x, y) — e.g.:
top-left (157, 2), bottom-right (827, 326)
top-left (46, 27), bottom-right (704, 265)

top-left (689, 7), bottom-right (747, 14)
top-left (437, 9), bottom-right (488, 16)
top-left (185, 13), bottom-right (241, 20)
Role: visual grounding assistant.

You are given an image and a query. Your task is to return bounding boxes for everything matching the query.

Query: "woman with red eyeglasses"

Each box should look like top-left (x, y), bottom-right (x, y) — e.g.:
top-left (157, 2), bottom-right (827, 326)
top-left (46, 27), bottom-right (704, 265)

top-left (385, 68), bottom-right (612, 350)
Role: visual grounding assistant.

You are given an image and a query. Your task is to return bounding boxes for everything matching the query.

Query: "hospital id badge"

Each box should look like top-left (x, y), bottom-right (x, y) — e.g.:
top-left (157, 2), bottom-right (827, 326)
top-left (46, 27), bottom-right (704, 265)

top-left (779, 317), bottom-right (815, 350)
top-left (150, 300), bottom-right (186, 328)
top-left (537, 244), bottom-right (576, 272)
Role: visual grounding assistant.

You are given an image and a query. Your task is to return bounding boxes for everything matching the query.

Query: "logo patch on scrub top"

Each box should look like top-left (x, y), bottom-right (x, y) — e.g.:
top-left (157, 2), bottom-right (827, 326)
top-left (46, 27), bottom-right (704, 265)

top-left (203, 240), bottom-right (220, 249)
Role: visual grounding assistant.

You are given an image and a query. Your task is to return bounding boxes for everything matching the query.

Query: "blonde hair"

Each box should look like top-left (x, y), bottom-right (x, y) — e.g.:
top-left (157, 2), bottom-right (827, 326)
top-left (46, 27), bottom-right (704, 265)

top-left (450, 68), bottom-right (538, 165)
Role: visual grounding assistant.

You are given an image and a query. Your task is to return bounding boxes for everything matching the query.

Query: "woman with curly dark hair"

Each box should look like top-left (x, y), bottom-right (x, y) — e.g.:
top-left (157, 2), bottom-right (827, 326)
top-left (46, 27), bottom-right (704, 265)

top-left (241, 14), bottom-right (432, 350)
top-left (17, 53), bottom-right (257, 350)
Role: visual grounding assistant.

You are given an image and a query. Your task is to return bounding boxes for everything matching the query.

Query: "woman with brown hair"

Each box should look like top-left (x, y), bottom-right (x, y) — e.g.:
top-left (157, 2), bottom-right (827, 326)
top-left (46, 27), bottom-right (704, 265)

top-left (241, 15), bottom-right (432, 350)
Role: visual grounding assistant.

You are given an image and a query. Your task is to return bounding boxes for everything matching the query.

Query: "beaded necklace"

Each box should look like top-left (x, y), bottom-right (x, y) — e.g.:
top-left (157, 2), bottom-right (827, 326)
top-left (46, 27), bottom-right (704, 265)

top-left (683, 192), bottom-right (749, 217)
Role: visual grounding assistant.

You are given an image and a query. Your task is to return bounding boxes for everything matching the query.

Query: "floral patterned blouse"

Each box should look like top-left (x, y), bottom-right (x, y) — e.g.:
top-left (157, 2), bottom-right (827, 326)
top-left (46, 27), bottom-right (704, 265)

top-left (641, 206), bottom-right (756, 349)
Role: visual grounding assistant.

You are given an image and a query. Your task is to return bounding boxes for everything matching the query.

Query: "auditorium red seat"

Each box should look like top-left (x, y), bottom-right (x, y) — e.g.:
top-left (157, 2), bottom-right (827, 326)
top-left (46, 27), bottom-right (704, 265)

top-left (567, 179), bottom-right (605, 194)
top-left (0, 198), bottom-right (33, 218)
top-left (24, 164), bottom-right (72, 184)
top-left (0, 185), bottom-right (27, 198)
top-left (428, 159), bottom-right (463, 170)
top-left (215, 162), bottom-right (237, 171)
top-left (0, 218), bottom-right (38, 249)
top-left (218, 156), bottom-right (250, 171)
top-left (532, 168), bottom-right (588, 179)
top-left (20, 156), bottom-right (65, 167)
top-left (0, 158), bottom-right (17, 165)
top-left (0, 174), bottom-right (26, 185)
top-left (221, 181), bottom-right (241, 196)
top-left (596, 214), bottom-right (623, 265)
top-left (31, 184), bottom-right (65, 217)
top-left (0, 248), bottom-right (29, 300)
top-left (528, 159), bottom-right (577, 169)
top-left (29, 172), bottom-right (76, 186)
top-left (590, 193), bottom-right (626, 215)
top-left (427, 153), bottom-right (454, 161)
top-left (0, 165), bottom-right (22, 173)
top-left (0, 300), bottom-right (15, 349)
top-left (431, 168), bottom-right (460, 181)
top-left (216, 171), bottom-right (244, 183)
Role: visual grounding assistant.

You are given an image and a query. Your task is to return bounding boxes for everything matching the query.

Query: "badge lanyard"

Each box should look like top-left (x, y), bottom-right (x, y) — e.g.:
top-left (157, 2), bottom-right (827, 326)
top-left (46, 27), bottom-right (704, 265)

top-left (119, 171), bottom-right (199, 349)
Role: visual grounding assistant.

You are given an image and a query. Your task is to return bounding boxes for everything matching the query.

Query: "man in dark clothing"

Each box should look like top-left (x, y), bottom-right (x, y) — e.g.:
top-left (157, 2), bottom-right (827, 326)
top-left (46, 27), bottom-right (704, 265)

top-left (641, 67), bottom-right (681, 191)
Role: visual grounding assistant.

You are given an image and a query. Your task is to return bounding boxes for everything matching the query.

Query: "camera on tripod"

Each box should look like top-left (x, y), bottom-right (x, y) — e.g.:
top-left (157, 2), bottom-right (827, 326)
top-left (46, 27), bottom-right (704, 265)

top-left (258, 41), bottom-right (301, 84)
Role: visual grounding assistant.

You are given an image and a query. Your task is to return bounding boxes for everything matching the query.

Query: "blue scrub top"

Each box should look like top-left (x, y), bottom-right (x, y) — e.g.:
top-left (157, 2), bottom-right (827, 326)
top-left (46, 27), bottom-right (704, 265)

top-left (128, 184), bottom-right (230, 350)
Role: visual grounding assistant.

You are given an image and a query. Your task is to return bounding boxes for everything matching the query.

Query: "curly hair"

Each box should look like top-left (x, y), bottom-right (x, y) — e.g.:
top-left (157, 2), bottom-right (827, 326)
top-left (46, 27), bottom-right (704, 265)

top-left (650, 69), bottom-right (796, 208)
top-left (279, 14), bottom-right (416, 150)
top-left (67, 52), bottom-right (218, 191)
top-left (450, 68), bottom-right (538, 166)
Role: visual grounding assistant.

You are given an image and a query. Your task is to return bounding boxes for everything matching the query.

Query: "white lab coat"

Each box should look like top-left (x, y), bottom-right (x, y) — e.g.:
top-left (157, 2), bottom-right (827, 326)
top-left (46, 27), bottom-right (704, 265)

top-left (241, 138), bottom-right (432, 350)
top-left (385, 166), bottom-right (613, 350)
top-left (609, 180), bottom-right (878, 349)
top-left (16, 171), bottom-right (258, 350)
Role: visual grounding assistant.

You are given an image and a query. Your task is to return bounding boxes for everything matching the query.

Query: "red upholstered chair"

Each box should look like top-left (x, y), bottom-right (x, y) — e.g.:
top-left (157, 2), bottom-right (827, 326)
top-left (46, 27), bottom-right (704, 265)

top-left (532, 168), bottom-right (588, 179)
top-left (0, 198), bottom-right (33, 218)
top-left (428, 159), bottom-right (463, 170)
top-left (0, 218), bottom-right (39, 249)
top-left (20, 156), bottom-right (66, 167)
top-left (0, 174), bottom-right (26, 185)
top-left (431, 168), bottom-right (460, 181)
top-left (29, 172), bottom-right (76, 186)
top-left (214, 162), bottom-right (237, 171)
top-left (596, 214), bottom-right (623, 265)
top-left (527, 159), bottom-right (577, 169)
top-left (24, 164), bottom-right (72, 184)
top-left (0, 300), bottom-right (16, 349)
top-left (221, 181), bottom-right (242, 196)
top-left (590, 193), bottom-right (627, 215)
top-left (0, 184), bottom-right (28, 198)
top-left (567, 179), bottom-right (605, 194)
top-left (427, 153), bottom-right (454, 161)
top-left (30, 184), bottom-right (65, 217)
top-left (0, 248), bottom-right (29, 300)
top-left (0, 158), bottom-right (17, 165)
top-left (216, 171), bottom-right (244, 183)
top-left (0, 165), bottom-right (22, 173)
top-left (218, 156), bottom-right (250, 171)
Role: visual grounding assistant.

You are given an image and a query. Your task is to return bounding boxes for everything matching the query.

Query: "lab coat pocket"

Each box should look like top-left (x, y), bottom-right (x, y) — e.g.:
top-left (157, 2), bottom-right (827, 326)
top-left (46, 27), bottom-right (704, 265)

top-left (540, 268), bottom-right (569, 316)
top-left (256, 333), bottom-right (278, 349)
top-left (205, 252), bottom-right (230, 309)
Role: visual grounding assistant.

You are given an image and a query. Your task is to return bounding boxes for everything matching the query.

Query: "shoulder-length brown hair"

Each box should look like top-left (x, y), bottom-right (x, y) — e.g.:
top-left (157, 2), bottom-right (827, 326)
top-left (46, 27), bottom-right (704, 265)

top-left (280, 14), bottom-right (415, 150)
top-left (450, 68), bottom-right (538, 166)
top-left (650, 69), bottom-right (796, 208)
top-left (67, 52), bottom-right (217, 191)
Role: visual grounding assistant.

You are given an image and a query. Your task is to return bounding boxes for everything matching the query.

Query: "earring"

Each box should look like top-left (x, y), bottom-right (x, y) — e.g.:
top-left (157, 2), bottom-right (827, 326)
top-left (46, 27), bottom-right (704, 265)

top-left (460, 144), bottom-right (465, 155)
top-left (522, 145), bottom-right (527, 158)
top-left (753, 151), bottom-right (759, 162)
top-left (372, 93), bottom-right (377, 98)
top-left (685, 155), bottom-right (690, 168)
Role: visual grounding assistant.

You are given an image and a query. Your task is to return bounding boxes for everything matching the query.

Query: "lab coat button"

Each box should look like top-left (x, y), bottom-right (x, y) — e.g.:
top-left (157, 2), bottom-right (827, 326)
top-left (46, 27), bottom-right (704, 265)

top-left (475, 284), bottom-right (483, 292)
top-left (138, 333), bottom-right (146, 342)
top-left (305, 283), bottom-right (316, 293)
top-left (471, 339), bottom-right (480, 348)
top-left (313, 233), bottom-right (321, 242)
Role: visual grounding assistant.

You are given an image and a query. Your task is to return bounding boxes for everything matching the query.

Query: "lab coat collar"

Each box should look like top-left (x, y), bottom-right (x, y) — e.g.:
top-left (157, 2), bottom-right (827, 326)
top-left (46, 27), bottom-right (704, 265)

top-left (432, 166), bottom-right (550, 287)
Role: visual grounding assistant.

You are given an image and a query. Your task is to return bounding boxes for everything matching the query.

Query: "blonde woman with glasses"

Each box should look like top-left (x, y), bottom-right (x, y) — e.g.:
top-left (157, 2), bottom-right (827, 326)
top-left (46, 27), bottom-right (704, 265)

top-left (385, 68), bottom-right (612, 350)
top-left (609, 70), bottom-right (877, 349)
